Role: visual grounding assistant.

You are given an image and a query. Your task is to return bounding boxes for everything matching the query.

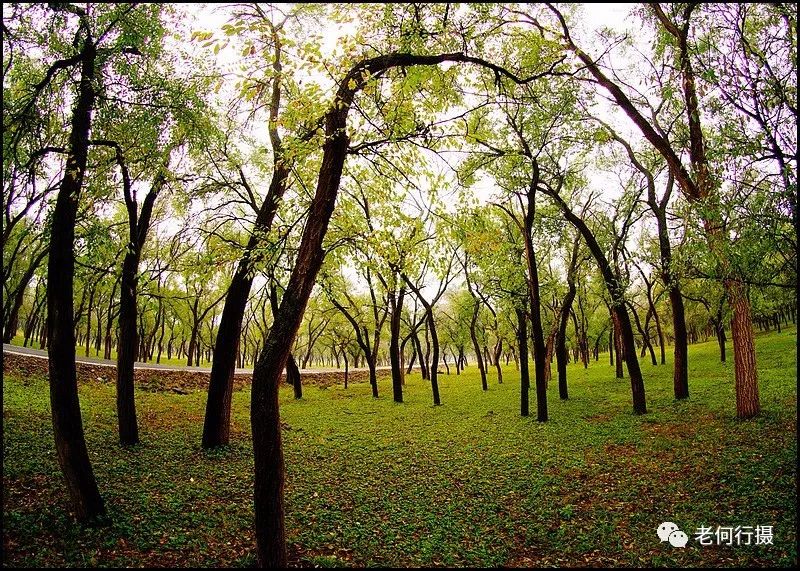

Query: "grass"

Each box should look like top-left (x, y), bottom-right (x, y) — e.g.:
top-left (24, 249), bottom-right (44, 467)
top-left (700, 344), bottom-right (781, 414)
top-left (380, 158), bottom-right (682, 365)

top-left (3, 325), bottom-right (797, 567)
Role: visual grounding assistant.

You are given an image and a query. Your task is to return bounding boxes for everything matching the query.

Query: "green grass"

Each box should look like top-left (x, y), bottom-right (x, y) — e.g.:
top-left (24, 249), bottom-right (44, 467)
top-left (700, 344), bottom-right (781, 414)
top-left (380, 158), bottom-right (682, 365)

top-left (3, 326), bottom-right (797, 567)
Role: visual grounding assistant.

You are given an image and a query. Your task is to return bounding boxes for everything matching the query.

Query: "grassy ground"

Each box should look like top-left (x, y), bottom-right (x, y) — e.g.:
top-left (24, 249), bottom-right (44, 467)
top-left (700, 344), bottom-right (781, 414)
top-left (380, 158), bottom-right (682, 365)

top-left (3, 326), bottom-right (796, 567)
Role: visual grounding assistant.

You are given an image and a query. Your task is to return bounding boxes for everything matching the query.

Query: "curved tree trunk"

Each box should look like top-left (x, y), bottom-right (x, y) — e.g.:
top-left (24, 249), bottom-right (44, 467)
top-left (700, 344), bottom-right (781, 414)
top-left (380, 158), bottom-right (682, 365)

top-left (203, 267), bottom-right (252, 447)
top-left (203, 22), bottom-right (291, 448)
top-left (493, 339), bottom-right (503, 384)
top-left (249, 50), bottom-right (530, 567)
top-left (46, 37), bottom-right (106, 522)
top-left (367, 354), bottom-right (378, 398)
top-left (413, 330), bottom-right (429, 380)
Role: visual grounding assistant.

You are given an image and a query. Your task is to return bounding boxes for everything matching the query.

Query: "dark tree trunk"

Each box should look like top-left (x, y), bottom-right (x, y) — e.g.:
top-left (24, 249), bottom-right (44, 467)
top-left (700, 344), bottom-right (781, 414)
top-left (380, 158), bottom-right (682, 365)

top-left (609, 329), bottom-right (614, 366)
top-left (156, 307), bottom-right (166, 364)
top-left (669, 288), bottom-right (689, 399)
top-left (652, 303), bottom-right (666, 365)
top-left (493, 339), bottom-right (503, 384)
top-left (713, 319), bottom-right (727, 363)
top-left (367, 355), bottom-right (378, 398)
top-left (286, 353), bottom-right (302, 399)
top-left (556, 284), bottom-right (576, 400)
top-left (389, 287), bottom-right (405, 403)
top-left (45, 37), bottom-right (106, 522)
top-left (615, 305), bottom-right (647, 413)
top-left (413, 330), bottom-right (429, 380)
top-left (402, 275), bottom-right (445, 405)
top-left (116, 253), bottom-right (140, 445)
top-left (187, 317), bottom-right (199, 367)
top-left (517, 308), bottom-right (530, 417)
top-left (406, 347), bottom-right (416, 374)
top-left (425, 312), bottom-right (442, 405)
top-left (203, 268), bottom-right (252, 447)
top-left (612, 309), bottom-right (625, 379)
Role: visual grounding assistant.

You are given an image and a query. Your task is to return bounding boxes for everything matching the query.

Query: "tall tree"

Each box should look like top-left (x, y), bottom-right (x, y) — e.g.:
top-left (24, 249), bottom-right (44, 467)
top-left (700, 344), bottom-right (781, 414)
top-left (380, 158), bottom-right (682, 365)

top-left (203, 6), bottom-right (296, 448)
top-left (247, 46), bottom-right (535, 566)
top-left (5, 2), bottom-right (168, 522)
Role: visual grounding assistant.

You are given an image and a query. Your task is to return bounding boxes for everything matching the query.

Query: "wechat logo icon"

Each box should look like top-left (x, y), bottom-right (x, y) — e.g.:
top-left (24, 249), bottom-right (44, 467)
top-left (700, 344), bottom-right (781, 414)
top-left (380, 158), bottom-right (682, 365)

top-left (657, 521), bottom-right (689, 548)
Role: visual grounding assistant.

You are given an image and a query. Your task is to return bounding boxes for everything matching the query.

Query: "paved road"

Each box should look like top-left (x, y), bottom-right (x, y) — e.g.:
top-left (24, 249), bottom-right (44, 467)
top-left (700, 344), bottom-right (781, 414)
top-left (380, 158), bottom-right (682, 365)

top-left (2, 343), bottom-right (386, 375)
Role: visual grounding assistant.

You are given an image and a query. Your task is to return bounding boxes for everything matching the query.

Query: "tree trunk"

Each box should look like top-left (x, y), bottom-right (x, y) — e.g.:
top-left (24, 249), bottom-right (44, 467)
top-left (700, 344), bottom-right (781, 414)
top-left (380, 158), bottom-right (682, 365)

top-left (45, 38), bottom-right (106, 523)
top-left (493, 339), bottom-right (503, 384)
top-left (203, 268), bottom-right (252, 447)
top-left (413, 330), bottom-right (429, 380)
top-left (367, 354), bottom-right (378, 398)
top-left (556, 279), bottom-right (577, 400)
top-left (406, 347), bottom-right (416, 375)
top-left (286, 353), bottom-right (302, 399)
top-left (615, 305), bottom-right (647, 414)
top-left (612, 310), bottom-right (625, 379)
top-left (116, 253), bottom-right (140, 445)
top-left (714, 319), bottom-right (726, 363)
top-left (543, 188), bottom-right (646, 414)
top-left (517, 308), bottom-right (530, 417)
top-left (389, 287), bottom-right (405, 403)
top-left (248, 50), bottom-right (524, 567)
top-left (186, 320), bottom-right (198, 367)
top-left (726, 280), bottom-right (759, 418)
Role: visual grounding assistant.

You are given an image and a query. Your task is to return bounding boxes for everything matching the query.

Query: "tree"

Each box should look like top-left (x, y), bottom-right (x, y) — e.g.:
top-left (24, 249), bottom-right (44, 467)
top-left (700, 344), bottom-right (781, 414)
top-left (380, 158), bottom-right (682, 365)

top-left (203, 5), bottom-right (297, 449)
top-left (5, 2), bottom-right (171, 523)
top-left (247, 40), bottom-right (538, 565)
top-left (554, 231), bottom-right (581, 400)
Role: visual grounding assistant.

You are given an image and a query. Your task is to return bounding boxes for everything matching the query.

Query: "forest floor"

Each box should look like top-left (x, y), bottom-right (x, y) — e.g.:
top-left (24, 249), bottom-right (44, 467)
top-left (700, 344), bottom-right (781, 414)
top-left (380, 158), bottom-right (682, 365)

top-left (2, 326), bottom-right (796, 567)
